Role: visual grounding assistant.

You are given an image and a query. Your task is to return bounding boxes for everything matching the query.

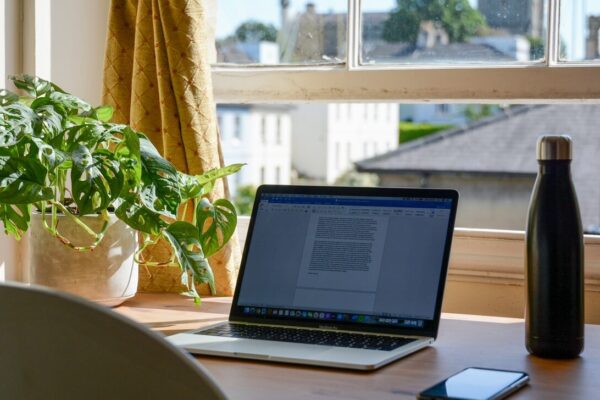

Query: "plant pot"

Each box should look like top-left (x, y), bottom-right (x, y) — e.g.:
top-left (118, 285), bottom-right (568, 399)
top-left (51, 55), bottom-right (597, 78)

top-left (28, 213), bottom-right (138, 307)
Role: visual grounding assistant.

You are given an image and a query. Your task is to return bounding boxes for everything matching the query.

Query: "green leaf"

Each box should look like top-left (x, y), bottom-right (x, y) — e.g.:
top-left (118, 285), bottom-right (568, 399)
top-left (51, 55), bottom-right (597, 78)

top-left (93, 105), bottom-right (114, 122)
top-left (56, 124), bottom-right (107, 152)
top-left (178, 164), bottom-right (245, 202)
top-left (49, 91), bottom-right (92, 114)
top-left (196, 164), bottom-right (245, 185)
top-left (115, 199), bottom-right (166, 235)
top-left (0, 203), bottom-right (31, 239)
top-left (115, 127), bottom-right (142, 191)
top-left (178, 173), bottom-right (203, 202)
top-left (30, 136), bottom-right (66, 171)
top-left (139, 137), bottom-right (181, 218)
top-left (0, 89), bottom-right (19, 106)
top-left (36, 105), bottom-right (64, 139)
top-left (0, 103), bottom-right (39, 139)
top-left (71, 146), bottom-right (124, 215)
top-left (196, 198), bottom-right (237, 258)
top-left (0, 156), bottom-right (53, 204)
top-left (10, 75), bottom-right (54, 97)
top-left (162, 221), bottom-right (215, 295)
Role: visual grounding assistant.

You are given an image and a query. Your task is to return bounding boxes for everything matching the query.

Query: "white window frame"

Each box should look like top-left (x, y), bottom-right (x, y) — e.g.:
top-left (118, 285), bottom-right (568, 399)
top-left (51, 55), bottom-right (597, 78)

top-left (213, 0), bottom-right (600, 103)
top-left (213, 0), bottom-right (600, 311)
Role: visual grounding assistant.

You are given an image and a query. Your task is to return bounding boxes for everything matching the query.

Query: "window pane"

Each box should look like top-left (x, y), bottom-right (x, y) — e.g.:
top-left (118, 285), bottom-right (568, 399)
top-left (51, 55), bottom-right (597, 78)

top-left (216, 0), bottom-right (347, 65)
top-left (560, 0), bottom-right (600, 62)
top-left (219, 102), bottom-right (600, 236)
top-left (361, 0), bottom-right (548, 65)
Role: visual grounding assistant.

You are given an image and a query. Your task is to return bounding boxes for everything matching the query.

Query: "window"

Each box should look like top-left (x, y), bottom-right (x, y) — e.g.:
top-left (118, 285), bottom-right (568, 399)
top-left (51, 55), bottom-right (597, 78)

top-left (212, 0), bottom-right (599, 103)
top-left (260, 166), bottom-right (266, 184)
top-left (276, 116), bottom-right (282, 144)
top-left (275, 166), bottom-right (281, 184)
top-left (234, 115), bottom-right (242, 139)
top-left (346, 142), bottom-right (352, 163)
top-left (436, 104), bottom-right (449, 114)
top-left (215, 0), bottom-right (600, 294)
top-left (260, 115), bottom-right (267, 144)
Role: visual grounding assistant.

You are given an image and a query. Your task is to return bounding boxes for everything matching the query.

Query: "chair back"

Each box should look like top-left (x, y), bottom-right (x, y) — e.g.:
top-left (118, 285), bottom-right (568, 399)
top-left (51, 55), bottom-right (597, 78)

top-left (0, 282), bottom-right (227, 399)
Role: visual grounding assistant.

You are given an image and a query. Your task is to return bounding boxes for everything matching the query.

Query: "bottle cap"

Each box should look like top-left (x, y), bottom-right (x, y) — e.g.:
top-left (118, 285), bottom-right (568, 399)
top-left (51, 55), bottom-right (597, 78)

top-left (537, 135), bottom-right (572, 160)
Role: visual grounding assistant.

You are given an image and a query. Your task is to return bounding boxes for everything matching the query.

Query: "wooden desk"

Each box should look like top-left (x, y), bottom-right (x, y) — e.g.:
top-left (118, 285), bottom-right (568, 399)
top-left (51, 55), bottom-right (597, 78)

top-left (117, 294), bottom-right (600, 399)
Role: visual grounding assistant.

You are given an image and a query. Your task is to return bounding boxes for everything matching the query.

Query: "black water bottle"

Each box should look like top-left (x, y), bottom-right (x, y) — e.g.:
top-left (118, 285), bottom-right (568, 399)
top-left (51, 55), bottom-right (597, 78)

top-left (526, 135), bottom-right (584, 358)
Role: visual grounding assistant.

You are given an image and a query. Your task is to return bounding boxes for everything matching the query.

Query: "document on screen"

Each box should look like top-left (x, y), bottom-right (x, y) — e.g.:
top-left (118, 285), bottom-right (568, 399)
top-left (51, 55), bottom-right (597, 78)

top-left (293, 214), bottom-right (389, 308)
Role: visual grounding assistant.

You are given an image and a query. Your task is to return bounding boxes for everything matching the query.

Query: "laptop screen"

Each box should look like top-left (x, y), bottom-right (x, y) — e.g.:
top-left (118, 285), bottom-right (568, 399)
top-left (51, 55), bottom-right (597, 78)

top-left (230, 185), bottom-right (458, 336)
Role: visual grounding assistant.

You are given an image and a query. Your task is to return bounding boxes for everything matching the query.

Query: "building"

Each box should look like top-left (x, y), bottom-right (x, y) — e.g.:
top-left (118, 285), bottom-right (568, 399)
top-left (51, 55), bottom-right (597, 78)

top-left (291, 103), bottom-right (399, 184)
top-left (218, 105), bottom-right (292, 195)
top-left (357, 105), bottom-right (600, 232)
top-left (478, 0), bottom-right (545, 38)
top-left (586, 15), bottom-right (600, 60)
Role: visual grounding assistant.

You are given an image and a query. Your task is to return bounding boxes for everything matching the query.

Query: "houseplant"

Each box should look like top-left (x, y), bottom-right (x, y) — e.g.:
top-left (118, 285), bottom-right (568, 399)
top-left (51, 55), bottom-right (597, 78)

top-left (0, 75), bottom-right (241, 304)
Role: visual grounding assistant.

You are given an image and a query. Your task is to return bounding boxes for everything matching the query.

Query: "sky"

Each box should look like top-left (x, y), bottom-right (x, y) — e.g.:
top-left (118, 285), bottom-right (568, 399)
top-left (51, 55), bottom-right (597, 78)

top-left (216, 0), bottom-right (600, 60)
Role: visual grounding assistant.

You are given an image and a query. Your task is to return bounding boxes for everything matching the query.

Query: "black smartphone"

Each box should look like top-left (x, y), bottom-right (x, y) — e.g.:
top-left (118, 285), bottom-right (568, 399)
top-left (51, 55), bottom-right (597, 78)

top-left (417, 367), bottom-right (529, 400)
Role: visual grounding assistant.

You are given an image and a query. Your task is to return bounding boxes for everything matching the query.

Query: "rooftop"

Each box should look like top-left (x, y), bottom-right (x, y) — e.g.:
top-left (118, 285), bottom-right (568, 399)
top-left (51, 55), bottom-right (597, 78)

top-left (356, 104), bottom-right (600, 227)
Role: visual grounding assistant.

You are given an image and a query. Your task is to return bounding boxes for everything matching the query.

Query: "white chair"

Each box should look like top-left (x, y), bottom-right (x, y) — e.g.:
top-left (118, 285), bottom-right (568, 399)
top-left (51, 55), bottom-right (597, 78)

top-left (0, 282), bottom-right (226, 399)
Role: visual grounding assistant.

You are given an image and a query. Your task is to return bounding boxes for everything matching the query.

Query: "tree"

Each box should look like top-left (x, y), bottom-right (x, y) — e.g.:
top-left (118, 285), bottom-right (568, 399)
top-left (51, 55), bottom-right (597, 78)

top-left (233, 185), bottom-right (257, 216)
top-left (463, 104), bottom-right (498, 122)
top-left (528, 36), bottom-right (567, 61)
top-left (235, 20), bottom-right (278, 43)
top-left (383, 0), bottom-right (486, 45)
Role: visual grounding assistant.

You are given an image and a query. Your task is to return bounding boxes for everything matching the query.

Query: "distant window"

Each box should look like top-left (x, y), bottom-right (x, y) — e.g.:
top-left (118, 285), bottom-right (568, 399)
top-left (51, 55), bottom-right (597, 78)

top-left (260, 166), bottom-right (266, 184)
top-left (276, 116), bottom-right (282, 144)
top-left (437, 104), bottom-right (450, 114)
top-left (261, 116), bottom-right (267, 144)
top-left (275, 166), bottom-right (281, 184)
top-left (346, 142), bottom-right (352, 162)
top-left (234, 115), bottom-right (241, 139)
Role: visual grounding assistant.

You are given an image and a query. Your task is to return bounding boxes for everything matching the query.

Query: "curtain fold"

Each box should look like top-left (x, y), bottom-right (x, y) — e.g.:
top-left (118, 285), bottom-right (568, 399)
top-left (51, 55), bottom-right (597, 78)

top-left (102, 0), bottom-right (240, 295)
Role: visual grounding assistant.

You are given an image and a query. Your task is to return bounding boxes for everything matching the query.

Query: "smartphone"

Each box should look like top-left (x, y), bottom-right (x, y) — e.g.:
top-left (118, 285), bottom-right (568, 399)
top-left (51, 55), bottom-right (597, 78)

top-left (417, 367), bottom-right (529, 400)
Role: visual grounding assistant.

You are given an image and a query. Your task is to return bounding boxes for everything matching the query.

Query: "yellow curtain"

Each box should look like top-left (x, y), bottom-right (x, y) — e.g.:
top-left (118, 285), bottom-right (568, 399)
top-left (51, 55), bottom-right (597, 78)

top-left (102, 0), bottom-right (240, 295)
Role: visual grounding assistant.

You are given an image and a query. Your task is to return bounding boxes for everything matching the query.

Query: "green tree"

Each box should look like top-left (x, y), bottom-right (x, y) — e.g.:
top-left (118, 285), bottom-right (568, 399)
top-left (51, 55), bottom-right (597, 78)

top-left (383, 0), bottom-right (486, 44)
top-left (527, 36), bottom-right (567, 60)
top-left (463, 104), bottom-right (498, 122)
top-left (234, 185), bottom-right (257, 216)
top-left (235, 20), bottom-right (278, 43)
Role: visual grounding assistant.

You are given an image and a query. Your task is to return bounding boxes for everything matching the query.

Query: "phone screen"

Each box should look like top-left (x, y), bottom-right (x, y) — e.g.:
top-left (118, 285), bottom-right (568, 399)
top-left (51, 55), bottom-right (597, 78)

top-left (418, 367), bottom-right (529, 400)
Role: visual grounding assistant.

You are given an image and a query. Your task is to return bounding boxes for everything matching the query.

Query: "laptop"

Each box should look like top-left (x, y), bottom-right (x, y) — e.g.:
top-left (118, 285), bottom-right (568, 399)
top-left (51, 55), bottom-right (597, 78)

top-left (168, 185), bottom-right (459, 370)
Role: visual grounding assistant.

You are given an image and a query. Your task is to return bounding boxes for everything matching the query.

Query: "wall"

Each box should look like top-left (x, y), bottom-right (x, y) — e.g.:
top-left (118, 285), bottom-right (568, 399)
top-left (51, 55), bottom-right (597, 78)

top-left (219, 105), bottom-right (292, 195)
top-left (47, 0), bottom-right (109, 103)
top-left (327, 103), bottom-right (398, 183)
top-left (290, 103), bottom-right (328, 180)
top-left (0, 0), bottom-right (23, 281)
top-left (379, 173), bottom-right (535, 230)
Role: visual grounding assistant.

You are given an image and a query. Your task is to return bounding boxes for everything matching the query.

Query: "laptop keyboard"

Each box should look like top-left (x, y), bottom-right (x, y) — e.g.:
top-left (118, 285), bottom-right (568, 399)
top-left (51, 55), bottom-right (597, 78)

top-left (199, 323), bottom-right (416, 351)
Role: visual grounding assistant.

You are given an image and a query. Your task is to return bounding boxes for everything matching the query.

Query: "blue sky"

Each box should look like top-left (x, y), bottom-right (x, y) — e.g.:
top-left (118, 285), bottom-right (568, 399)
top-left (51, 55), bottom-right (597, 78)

top-left (216, 0), bottom-right (600, 60)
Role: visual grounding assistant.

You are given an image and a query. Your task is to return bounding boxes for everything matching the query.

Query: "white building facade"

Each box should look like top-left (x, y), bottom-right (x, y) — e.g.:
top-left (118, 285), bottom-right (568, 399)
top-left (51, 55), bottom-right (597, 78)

top-left (218, 105), bottom-right (292, 196)
top-left (291, 103), bottom-right (399, 184)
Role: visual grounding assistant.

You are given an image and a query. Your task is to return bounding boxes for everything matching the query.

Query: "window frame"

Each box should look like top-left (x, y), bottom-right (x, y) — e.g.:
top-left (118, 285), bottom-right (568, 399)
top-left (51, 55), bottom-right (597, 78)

top-left (212, 0), bottom-right (600, 103)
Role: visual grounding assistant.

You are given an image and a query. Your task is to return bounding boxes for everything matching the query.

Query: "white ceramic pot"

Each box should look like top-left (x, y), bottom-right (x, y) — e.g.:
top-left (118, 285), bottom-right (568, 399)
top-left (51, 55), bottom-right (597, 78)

top-left (29, 212), bottom-right (138, 307)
